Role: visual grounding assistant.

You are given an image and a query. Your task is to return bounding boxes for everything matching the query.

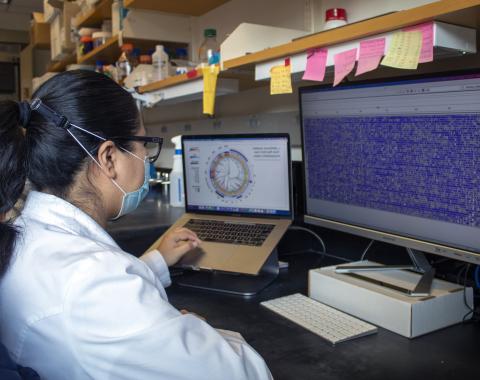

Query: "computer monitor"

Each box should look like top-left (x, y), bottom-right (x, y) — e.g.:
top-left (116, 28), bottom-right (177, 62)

top-left (300, 72), bottom-right (480, 268)
top-left (182, 134), bottom-right (292, 218)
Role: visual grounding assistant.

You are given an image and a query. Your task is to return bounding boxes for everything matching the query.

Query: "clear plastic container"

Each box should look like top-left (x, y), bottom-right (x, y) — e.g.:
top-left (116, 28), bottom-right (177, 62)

top-left (152, 45), bottom-right (169, 81)
top-left (198, 28), bottom-right (220, 66)
top-left (116, 43), bottom-right (134, 85)
top-left (92, 32), bottom-right (112, 48)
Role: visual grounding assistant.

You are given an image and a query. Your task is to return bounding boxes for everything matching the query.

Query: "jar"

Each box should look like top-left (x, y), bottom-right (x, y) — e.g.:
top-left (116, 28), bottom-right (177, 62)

top-left (324, 8), bottom-right (347, 30)
top-left (80, 36), bottom-right (93, 55)
top-left (92, 31), bottom-right (112, 48)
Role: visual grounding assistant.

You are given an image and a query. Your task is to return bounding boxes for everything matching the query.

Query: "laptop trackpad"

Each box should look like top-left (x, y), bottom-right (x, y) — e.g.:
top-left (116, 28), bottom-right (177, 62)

top-left (177, 244), bottom-right (234, 270)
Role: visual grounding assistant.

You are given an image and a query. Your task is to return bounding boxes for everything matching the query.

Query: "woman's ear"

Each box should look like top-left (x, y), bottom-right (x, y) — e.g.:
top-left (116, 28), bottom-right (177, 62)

top-left (96, 140), bottom-right (118, 180)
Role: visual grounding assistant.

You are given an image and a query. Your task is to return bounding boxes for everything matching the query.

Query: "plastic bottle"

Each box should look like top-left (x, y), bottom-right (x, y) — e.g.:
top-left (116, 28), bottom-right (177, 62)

top-left (116, 43), bottom-right (134, 85)
top-left (198, 28), bottom-right (220, 66)
top-left (152, 45), bottom-right (169, 81)
top-left (169, 135), bottom-right (185, 207)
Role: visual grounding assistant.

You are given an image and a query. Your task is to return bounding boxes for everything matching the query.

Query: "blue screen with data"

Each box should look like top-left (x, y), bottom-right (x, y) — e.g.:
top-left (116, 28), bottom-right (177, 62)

top-left (301, 74), bottom-right (480, 253)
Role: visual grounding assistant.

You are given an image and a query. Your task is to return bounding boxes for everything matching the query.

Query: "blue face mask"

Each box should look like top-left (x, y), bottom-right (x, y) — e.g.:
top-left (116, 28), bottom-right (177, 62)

top-left (110, 157), bottom-right (150, 220)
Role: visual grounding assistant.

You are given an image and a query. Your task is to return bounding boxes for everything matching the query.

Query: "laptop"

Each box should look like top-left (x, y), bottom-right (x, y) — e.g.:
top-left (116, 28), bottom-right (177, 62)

top-left (149, 134), bottom-right (293, 275)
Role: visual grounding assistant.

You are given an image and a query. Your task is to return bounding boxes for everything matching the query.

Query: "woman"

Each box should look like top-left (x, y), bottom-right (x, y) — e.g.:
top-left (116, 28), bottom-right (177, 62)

top-left (0, 71), bottom-right (272, 380)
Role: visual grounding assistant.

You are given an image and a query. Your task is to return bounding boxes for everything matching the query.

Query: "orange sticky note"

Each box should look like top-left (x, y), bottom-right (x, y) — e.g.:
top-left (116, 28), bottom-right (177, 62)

top-left (333, 48), bottom-right (357, 87)
top-left (302, 48), bottom-right (328, 81)
top-left (270, 64), bottom-right (292, 95)
top-left (381, 31), bottom-right (422, 70)
top-left (202, 65), bottom-right (220, 115)
top-left (403, 22), bottom-right (434, 63)
top-left (355, 38), bottom-right (385, 76)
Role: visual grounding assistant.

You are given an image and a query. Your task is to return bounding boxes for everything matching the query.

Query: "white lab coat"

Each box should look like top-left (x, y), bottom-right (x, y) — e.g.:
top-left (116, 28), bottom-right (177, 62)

top-left (0, 191), bottom-right (272, 380)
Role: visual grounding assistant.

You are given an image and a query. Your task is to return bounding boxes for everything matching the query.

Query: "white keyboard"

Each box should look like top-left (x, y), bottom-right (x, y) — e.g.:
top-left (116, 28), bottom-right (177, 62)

top-left (261, 293), bottom-right (377, 345)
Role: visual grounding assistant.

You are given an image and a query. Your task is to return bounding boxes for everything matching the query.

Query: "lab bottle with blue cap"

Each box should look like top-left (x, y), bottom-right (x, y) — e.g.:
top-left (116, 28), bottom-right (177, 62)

top-left (170, 135), bottom-right (185, 207)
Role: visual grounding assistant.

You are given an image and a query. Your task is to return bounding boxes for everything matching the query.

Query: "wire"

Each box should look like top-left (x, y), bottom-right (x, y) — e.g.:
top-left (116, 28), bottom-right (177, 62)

top-left (360, 239), bottom-right (375, 261)
top-left (461, 264), bottom-right (480, 323)
top-left (475, 265), bottom-right (480, 289)
top-left (288, 226), bottom-right (326, 254)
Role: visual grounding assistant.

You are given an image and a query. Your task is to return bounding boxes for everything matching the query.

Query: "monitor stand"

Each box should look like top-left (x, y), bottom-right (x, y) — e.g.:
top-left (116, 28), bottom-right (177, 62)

top-left (175, 249), bottom-right (279, 298)
top-left (335, 247), bottom-right (435, 297)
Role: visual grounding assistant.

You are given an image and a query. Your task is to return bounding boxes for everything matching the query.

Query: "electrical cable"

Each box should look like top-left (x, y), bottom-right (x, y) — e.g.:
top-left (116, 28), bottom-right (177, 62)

top-left (461, 264), bottom-right (480, 323)
top-left (288, 225), bottom-right (326, 254)
top-left (360, 240), bottom-right (375, 261)
top-left (475, 265), bottom-right (480, 289)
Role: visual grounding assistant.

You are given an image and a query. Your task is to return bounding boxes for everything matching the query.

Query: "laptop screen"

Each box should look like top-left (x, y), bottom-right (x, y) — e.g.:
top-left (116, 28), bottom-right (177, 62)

top-left (183, 134), bottom-right (292, 217)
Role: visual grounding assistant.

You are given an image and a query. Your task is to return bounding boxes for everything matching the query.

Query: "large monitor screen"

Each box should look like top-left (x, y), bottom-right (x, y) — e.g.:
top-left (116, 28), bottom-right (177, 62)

top-left (300, 73), bottom-right (480, 263)
top-left (183, 134), bottom-right (291, 217)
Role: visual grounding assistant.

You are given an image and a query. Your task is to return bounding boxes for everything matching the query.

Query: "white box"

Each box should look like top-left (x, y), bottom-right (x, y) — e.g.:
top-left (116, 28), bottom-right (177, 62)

top-left (122, 9), bottom-right (191, 43)
top-left (309, 261), bottom-right (473, 338)
top-left (221, 23), bottom-right (307, 65)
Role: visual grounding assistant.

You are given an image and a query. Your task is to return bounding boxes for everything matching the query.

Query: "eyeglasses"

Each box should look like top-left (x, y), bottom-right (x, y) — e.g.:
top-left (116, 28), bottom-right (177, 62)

top-left (110, 136), bottom-right (163, 163)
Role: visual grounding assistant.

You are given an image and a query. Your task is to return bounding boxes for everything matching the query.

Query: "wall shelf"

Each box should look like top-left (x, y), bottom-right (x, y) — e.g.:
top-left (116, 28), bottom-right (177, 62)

top-left (47, 53), bottom-right (77, 72)
top-left (222, 0), bottom-right (480, 70)
top-left (255, 21), bottom-right (477, 81)
top-left (138, 70), bottom-right (203, 93)
top-left (73, 0), bottom-right (113, 28)
top-left (77, 35), bottom-right (187, 65)
top-left (123, 0), bottom-right (230, 16)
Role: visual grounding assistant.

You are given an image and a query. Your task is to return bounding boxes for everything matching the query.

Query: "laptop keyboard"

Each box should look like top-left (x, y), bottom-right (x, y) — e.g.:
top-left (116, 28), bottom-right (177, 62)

top-left (184, 219), bottom-right (275, 246)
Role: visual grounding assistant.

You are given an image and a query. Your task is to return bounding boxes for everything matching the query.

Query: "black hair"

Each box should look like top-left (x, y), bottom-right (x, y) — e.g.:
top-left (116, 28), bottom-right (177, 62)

top-left (0, 70), bottom-right (140, 277)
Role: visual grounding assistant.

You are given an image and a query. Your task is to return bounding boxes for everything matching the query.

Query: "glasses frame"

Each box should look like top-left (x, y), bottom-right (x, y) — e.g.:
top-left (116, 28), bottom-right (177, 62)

top-left (109, 136), bottom-right (164, 163)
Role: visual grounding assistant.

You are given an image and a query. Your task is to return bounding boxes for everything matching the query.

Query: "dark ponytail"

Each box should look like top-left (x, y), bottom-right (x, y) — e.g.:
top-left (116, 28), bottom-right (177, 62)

top-left (1, 70), bottom-right (139, 277)
top-left (0, 101), bottom-right (27, 277)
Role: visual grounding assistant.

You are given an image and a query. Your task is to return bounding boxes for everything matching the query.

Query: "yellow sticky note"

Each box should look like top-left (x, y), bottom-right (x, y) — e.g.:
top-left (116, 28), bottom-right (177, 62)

top-left (202, 65), bottom-right (220, 116)
top-left (381, 31), bottom-right (422, 70)
top-left (270, 65), bottom-right (292, 95)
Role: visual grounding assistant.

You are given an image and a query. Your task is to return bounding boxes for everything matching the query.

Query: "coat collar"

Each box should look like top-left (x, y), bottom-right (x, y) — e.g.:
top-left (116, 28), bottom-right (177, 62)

top-left (20, 191), bottom-right (119, 249)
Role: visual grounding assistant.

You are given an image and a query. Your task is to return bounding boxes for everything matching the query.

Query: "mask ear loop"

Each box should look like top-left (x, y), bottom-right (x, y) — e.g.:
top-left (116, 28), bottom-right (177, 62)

top-left (65, 125), bottom-right (127, 196)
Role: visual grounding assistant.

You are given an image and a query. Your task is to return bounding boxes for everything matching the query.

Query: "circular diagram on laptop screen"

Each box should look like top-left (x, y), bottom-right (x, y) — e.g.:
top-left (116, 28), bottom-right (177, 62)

top-left (206, 148), bottom-right (254, 201)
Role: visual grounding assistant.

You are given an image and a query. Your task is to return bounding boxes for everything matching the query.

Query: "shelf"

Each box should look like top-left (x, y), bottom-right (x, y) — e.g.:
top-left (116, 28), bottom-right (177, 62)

top-left (137, 66), bottom-right (261, 94)
top-left (223, 0), bottom-right (480, 70)
top-left (73, 0), bottom-right (113, 28)
top-left (123, 0), bottom-right (230, 16)
top-left (255, 21), bottom-right (476, 81)
top-left (77, 34), bottom-right (188, 65)
top-left (47, 53), bottom-right (77, 72)
top-left (77, 35), bottom-right (119, 65)
top-left (138, 70), bottom-right (203, 93)
top-left (135, 71), bottom-right (239, 105)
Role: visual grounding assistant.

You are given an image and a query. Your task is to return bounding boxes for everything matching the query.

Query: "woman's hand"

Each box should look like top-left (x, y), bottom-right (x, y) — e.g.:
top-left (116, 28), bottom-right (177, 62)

top-left (156, 227), bottom-right (201, 266)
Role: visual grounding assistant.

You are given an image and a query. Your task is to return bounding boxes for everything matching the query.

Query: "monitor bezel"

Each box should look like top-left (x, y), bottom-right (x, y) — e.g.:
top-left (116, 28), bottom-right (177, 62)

top-left (299, 69), bottom-right (480, 266)
top-left (181, 133), bottom-right (293, 220)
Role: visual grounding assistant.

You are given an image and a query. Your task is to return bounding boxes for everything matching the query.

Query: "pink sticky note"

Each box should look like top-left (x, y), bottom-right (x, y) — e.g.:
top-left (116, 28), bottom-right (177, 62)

top-left (333, 48), bottom-right (357, 87)
top-left (355, 38), bottom-right (385, 76)
top-left (403, 22), bottom-right (433, 63)
top-left (302, 48), bottom-right (328, 81)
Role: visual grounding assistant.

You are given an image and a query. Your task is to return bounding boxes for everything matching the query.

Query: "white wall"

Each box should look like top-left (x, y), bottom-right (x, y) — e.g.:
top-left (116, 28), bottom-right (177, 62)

top-left (144, 0), bottom-right (452, 168)
top-left (146, 110), bottom-right (301, 168)
top-left (190, 0), bottom-right (314, 62)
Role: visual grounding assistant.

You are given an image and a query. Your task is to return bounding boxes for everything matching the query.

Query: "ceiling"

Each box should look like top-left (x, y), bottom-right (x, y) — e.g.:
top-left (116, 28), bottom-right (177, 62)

top-left (0, 0), bottom-right (43, 14)
top-left (0, 0), bottom-right (44, 32)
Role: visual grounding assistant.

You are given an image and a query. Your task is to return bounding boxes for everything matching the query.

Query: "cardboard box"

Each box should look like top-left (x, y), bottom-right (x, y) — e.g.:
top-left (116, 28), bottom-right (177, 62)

top-left (309, 262), bottom-right (474, 338)
top-left (30, 16), bottom-right (50, 48)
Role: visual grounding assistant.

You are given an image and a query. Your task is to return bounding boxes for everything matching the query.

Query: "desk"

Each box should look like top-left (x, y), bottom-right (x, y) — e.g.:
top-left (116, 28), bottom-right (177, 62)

top-left (110, 187), bottom-right (480, 380)
top-left (167, 253), bottom-right (480, 380)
